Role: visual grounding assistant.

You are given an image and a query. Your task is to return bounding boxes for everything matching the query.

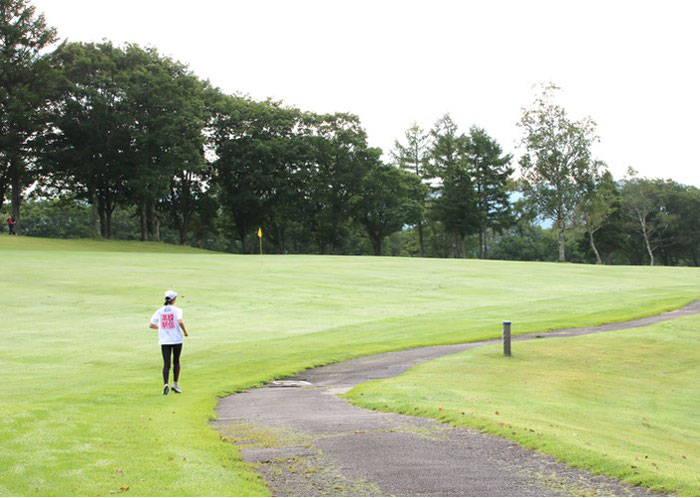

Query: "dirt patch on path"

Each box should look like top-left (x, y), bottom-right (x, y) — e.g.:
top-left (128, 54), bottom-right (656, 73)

top-left (214, 301), bottom-right (700, 496)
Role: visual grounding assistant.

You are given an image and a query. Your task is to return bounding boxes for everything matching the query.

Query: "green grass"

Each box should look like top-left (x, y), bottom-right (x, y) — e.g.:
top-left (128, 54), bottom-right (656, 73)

top-left (1, 234), bottom-right (699, 496)
top-left (345, 317), bottom-right (700, 496)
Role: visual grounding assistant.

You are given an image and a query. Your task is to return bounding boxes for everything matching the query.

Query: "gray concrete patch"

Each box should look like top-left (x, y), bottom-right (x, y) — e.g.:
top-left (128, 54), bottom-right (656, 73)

top-left (214, 300), bottom-right (700, 496)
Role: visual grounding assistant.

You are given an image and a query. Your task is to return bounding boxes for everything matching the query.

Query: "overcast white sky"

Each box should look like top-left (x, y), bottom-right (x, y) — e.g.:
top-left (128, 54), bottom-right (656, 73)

top-left (33, 0), bottom-right (700, 186)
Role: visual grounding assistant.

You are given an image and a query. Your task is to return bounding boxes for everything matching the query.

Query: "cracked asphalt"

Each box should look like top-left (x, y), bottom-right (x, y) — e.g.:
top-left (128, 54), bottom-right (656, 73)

top-left (213, 301), bottom-right (699, 496)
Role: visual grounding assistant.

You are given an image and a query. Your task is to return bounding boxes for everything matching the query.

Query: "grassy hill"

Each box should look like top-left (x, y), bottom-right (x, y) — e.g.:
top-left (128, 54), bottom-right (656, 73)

top-left (1, 235), bottom-right (698, 496)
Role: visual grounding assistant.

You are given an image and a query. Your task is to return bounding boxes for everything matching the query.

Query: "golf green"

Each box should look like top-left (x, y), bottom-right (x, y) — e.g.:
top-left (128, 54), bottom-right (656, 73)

top-left (1, 235), bottom-right (698, 496)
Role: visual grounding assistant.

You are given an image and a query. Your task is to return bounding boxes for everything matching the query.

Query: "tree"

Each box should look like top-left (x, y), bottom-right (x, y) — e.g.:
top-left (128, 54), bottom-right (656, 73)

top-left (620, 169), bottom-right (669, 266)
top-left (305, 112), bottom-right (372, 253)
top-left (427, 114), bottom-right (480, 257)
top-left (211, 97), bottom-right (304, 253)
top-left (518, 83), bottom-right (598, 262)
top-left (391, 122), bottom-right (430, 255)
top-left (427, 114), bottom-right (463, 181)
top-left (575, 164), bottom-right (617, 264)
top-left (352, 160), bottom-right (425, 255)
top-left (120, 45), bottom-right (208, 242)
top-left (0, 0), bottom-right (57, 231)
top-left (665, 185), bottom-right (700, 266)
top-left (490, 224), bottom-right (558, 262)
top-left (582, 173), bottom-right (626, 265)
top-left (43, 41), bottom-right (131, 237)
top-left (649, 180), bottom-right (699, 266)
top-left (465, 126), bottom-right (513, 258)
top-left (164, 157), bottom-right (207, 245)
top-left (432, 163), bottom-right (479, 258)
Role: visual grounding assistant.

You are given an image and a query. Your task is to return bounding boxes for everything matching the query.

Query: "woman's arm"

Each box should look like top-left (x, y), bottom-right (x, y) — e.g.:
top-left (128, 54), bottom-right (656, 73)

top-left (178, 319), bottom-right (189, 337)
top-left (149, 323), bottom-right (158, 329)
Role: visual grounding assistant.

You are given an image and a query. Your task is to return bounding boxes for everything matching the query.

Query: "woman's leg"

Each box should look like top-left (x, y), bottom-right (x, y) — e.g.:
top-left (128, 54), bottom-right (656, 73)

top-left (172, 344), bottom-right (182, 382)
top-left (161, 345), bottom-right (172, 384)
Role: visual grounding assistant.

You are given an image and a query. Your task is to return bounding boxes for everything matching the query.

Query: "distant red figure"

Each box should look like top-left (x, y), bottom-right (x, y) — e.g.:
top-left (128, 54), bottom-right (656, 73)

top-left (6, 216), bottom-right (17, 235)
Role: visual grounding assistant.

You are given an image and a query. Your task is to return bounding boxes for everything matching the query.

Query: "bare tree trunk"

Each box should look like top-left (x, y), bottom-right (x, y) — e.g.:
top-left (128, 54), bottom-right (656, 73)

top-left (10, 157), bottom-right (21, 234)
top-left (103, 214), bottom-right (111, 238)
top-left (179, 173), bottom-right (191, 245)
top-left (484, 229), bottom-right (490, 259)
top-left (140, 199), bottom-right (148, 241)
top-left (460, 237), bottom-right (467, 259)
top-left (641, 223), bottom-right (654, 266)
top-left (98, 204), bottom-right (107, 237)
top-left (240, 220), bottom-right (248, 254)
top-left (588, 229), bottom-right (602, 264)
top-left (179, 223), bottom-right (187, 245)
top-left (635, 212), bottom-right (655, 266)
top-left (147, 200), bottom-right (160, 241)
top-left (372, 235), bottom-right (382, 256)
top-left (89, 187), bottom-right (100, 237)
top-left (418, 221), bottom-right (424, 257)
top-left (0, 167), bottom-right (7, 220)
top-left (557, 214), bottom-right (566, 262)
top-left (105, 205), bottom-right (113, 239)
top-left (479, 229), bottom-right (485, 259)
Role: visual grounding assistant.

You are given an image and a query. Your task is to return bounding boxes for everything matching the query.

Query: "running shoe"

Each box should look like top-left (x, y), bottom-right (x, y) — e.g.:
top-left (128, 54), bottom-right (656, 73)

top-left (162, 385), bottom-right (169, 396)
top-left (172, 386), bottom-right (182, 394)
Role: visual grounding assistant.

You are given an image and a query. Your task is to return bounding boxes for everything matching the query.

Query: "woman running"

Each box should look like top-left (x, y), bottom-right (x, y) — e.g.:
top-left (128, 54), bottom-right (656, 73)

top-left (149, 290), bottom-right (188, 395)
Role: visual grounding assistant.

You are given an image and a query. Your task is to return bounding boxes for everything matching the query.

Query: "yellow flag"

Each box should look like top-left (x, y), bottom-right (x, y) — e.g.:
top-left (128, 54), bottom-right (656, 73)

top-left (257, 227), bottom-right (262, 239)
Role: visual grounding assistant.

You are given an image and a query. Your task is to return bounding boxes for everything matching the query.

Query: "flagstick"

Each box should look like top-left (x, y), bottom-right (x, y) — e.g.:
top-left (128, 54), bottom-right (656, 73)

top-left (258, 227), bottom-right (263, 273)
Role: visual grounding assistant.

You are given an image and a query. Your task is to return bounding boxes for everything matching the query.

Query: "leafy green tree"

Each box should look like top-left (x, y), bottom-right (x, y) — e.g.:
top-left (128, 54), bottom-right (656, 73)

top-left (120, 45), bottom-right (208, 242)
top-left (211, 97), bottom-right (304, 253)
top-left (45, 42), bottom-right (209, 241)
top-left (518, 83), bottom-right (598, 262)
top-left (669, 186), bottom-right (700, 266)
top-left (19, 198), bottom-right (93, 238)
top-left (391, 122), bottom-right (430, 255)
top-left (352, 160), bottom-right (425, 255)
top-left (584, 178), bottom-right (626, 264)
top-left (158, 81), bottom-right (216, 245)
top-left (0, 0), bottom-right (57, 230)
top-left (465, 126), bottom-right (513, 258)
top-left (652, 181), bottom-right (700, 266)
top-left (575, 165), bottom-right (618, 264)
top-left (427, 114), bottom-right (480, 257)
top-left (305, 112), bottom-right (372, 253)
top-left (43, 41), bottom-right (131, 237)
top-left (620, 169), bottom-right (671, 266)
top-left (164, 164), bottom-right (208, 245)
top-left (427, 114), bottom-right (463, 180)
top-left (261, 110), bottom-right (315, 254)
top-left (432, 164), bottom-right (479, 258)
top-left (18, 197), bottom-right (142, 239)
top-left (490, 224), bottom-right (559, 262)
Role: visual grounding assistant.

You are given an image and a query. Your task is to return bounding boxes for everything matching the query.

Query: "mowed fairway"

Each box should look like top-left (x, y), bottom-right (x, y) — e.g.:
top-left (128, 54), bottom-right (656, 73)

top-left (346, 316), bottom-right (700, 496)
top-left (1, 236), bottom-right (699, 496)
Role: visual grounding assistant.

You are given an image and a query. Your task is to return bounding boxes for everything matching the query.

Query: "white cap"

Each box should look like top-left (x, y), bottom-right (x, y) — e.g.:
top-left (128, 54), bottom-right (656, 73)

top-left (164, 290), bottom-right (177, 300)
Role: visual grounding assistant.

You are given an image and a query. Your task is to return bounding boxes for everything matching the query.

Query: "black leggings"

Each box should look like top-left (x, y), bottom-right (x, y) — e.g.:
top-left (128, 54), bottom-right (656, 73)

top-left (161, 344), bottom-right (183, 384)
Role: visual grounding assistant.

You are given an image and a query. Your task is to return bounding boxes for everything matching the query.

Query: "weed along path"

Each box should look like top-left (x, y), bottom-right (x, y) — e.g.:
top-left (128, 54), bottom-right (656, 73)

top-left (214, 301), bottom-right (700, 496)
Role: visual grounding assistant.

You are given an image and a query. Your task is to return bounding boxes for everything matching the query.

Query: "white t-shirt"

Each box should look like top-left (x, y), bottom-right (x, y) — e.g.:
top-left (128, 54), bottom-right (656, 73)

top-left (150, 305), bottom-right (184, 345)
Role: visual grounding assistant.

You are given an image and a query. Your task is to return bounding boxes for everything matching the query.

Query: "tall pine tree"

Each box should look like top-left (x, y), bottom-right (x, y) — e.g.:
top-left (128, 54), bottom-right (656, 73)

top-left (0, 0), bottom-right (57, 230)
top-left (391, 122), bottom-right (430, 255)
top-left (466, 126), bottom-right (513, 258)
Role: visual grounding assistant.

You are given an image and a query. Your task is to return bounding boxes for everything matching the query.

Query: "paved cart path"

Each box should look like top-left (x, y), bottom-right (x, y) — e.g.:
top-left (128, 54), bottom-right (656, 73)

top-left (214, 301), bottom-right (700, 496)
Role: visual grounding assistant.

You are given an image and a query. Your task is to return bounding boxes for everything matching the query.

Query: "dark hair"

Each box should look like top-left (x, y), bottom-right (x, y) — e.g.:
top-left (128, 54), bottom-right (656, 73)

top-left (164, 297), bottom-right (173, 306)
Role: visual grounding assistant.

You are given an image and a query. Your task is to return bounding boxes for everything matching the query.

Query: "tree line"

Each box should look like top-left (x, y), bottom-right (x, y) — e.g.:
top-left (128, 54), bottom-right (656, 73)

top-left (2, 1), bottom-right (698, 265)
